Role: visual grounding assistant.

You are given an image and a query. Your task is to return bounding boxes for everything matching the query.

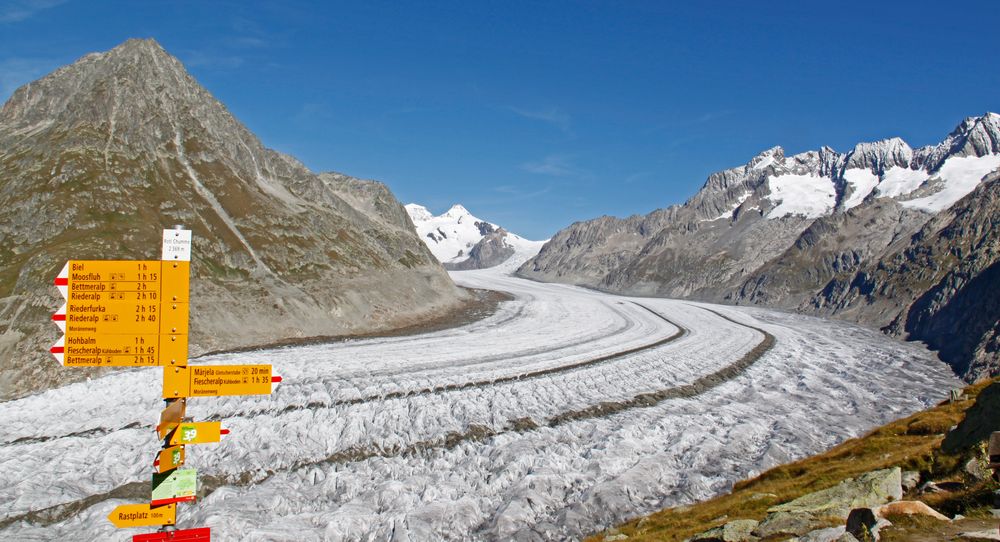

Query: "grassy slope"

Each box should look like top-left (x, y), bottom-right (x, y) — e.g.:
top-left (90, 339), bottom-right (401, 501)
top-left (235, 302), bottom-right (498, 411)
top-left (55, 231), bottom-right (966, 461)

top-left (587, 378), bottom-right (1000, 542)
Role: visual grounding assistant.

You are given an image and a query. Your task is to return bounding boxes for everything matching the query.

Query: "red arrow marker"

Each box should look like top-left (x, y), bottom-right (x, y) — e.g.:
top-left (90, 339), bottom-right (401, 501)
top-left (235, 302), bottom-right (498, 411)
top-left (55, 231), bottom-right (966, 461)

top-left (54, 262), bottom-right (68, 299)
top-left (220, 429), bottom-right (230, 435)
top-left (133, 527), bottom-right (210, 542)
top-left (149, 495), bottom-right (196, 507)
top-left (272, 376), bottom-right (282, 383)
top-left (52, 302), bottom-right (66, 333)
top-left (51, 336), bottom-right (65, 365)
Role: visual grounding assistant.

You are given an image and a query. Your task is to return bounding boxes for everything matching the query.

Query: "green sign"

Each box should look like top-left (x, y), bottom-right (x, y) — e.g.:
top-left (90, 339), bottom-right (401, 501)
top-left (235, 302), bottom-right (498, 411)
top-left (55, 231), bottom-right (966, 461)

top-left (152, 467), bottom-right (197, 502)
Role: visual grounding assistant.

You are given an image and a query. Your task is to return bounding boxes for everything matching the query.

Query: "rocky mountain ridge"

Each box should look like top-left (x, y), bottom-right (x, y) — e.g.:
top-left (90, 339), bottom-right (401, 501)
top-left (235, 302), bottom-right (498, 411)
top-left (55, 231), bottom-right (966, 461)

top-left (519, 113), bottom-right (1000, 380)
top-left (0, 38), bottom-right (466, 400)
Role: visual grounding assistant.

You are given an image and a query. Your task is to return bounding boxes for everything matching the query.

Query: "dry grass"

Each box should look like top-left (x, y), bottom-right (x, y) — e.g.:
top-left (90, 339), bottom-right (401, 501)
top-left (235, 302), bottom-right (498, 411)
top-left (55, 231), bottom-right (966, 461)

top-left (587, 378), bottom-right (998, 542)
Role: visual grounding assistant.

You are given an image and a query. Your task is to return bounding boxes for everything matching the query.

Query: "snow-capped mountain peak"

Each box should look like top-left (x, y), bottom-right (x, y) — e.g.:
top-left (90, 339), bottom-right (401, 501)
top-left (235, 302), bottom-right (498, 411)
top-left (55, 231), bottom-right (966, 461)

top-left (443, 204), bottom-right (472, 219)
top-left (406, 203), bottom-right (499, 263)
top-left (404, 203), bottom-right (433, 222)
top-left (405, 203), bottom-right (547, 270)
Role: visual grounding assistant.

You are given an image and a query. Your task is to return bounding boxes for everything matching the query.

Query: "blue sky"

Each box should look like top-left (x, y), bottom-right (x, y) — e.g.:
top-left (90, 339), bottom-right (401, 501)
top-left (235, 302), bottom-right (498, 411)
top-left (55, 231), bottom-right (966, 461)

top-left (2, 1), bottom-right (998, 239)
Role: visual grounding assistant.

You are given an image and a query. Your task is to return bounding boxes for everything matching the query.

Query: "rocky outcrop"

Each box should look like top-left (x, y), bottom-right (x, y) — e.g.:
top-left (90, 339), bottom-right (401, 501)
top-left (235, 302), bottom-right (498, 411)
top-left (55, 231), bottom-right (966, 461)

top-left (445, 229), bottom-right (516, 270)
top-left (519, 114), bottom-right (1000, 381)
top-left (0, 39), bottom-right (466, 400)
top-left (942, 381), bottom-right (1000, 453)
top-left (687, 519), bottom-right (759, 542)
top-left (767, 468), bottom-right (903, 519)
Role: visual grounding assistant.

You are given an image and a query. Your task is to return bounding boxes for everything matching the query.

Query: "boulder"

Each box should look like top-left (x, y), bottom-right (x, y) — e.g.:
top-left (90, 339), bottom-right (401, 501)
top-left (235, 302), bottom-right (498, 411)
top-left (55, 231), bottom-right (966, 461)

top-left (875, 500), bottom-right (950, 521)
top-left (794, 526), bottom-right (848, 542)
top-left (900, 470), bottom-right (920, 492)
top-left (845, 508), bottom-right (878, 541)
top-left (768, 468), bottom-right (903, 519)
top-left (965, 457), bottom-right (992, 482)
top-left (688, 519), bottom-right (760, 542)
top-left (752, 511), bottom-right (824, 538)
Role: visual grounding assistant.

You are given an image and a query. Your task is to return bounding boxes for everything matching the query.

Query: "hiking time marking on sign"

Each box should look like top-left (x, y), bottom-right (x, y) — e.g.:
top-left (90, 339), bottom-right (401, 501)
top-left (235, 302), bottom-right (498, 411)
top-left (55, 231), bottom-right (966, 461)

top-left (162, 364), bottom-right (279, 398)
top-left (51, 259), bottom-right (190, 367)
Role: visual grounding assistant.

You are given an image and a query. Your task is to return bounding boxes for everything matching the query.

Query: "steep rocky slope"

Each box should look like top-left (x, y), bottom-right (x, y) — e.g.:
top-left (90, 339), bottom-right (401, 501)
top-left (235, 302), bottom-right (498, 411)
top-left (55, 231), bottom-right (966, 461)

top-left (519, 114), bottom-right (1000, 380)
top-left (0, 39), bottom-right (465, 400)
top-left (815, 174), bottom-right (1000, 381)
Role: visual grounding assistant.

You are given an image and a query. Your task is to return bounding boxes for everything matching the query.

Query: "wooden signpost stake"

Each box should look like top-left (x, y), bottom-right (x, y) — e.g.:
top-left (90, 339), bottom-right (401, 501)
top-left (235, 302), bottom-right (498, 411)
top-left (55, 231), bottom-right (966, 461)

top-left (52, 227), bottom-right (283, 540)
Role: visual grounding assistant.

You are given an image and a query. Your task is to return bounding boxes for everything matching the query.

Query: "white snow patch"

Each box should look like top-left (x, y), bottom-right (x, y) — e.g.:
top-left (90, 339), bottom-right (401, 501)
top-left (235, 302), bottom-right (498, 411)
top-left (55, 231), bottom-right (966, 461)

top-left (842, 168), bottom-right (879, 209)
top-left (901, 154), bottom-right (1000, 212)
top-left (876, 166), bottom-right (930, 199)
top-left (766, 174), bottom-right (837, 218)
top-left (704, 191), bottom-right (752, 222)
top-left (752, 155), bottom-right (774, 170)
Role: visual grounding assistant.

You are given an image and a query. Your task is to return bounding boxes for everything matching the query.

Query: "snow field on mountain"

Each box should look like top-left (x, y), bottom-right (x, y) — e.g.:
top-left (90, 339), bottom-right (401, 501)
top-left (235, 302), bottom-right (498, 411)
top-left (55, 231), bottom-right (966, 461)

top-left (766, 173), bottom-right (837, 218)
top-left (0, 267), bottom-right (960, 541)
top-left (842, 168), bottom-right (880, 209)
top-left (901, 154), bottom-right (1000, 212)
top-left (876, 166), bottom-right (930, 198)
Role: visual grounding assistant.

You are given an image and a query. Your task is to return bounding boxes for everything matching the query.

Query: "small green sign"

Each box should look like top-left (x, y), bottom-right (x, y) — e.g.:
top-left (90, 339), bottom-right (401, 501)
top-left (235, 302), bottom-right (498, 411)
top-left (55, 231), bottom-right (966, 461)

top-left (152, 467), bottom-right (197, 501)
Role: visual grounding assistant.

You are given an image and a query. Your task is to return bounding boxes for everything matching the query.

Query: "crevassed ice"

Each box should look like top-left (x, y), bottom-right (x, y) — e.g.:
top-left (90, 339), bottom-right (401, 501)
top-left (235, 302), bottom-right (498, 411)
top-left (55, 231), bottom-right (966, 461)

top-left (766, 174), bottom-right (836, 219)
top-left (901, 154), bottom-right (1000, 212)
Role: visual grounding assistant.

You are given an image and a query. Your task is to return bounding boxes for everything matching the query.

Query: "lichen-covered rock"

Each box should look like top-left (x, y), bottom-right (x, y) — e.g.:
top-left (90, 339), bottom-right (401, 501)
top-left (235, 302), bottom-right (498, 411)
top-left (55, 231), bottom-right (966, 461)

top-left (688, 519), bottom-right (760, 542)
top-left (768, 468), bottom-right (902, 519)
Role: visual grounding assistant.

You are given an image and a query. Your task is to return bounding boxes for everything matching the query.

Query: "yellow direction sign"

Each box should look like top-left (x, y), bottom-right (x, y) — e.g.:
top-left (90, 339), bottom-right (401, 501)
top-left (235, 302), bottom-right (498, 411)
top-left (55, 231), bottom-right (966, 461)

top-left (163, 364), bottom-right (277, 398)
top-left (52, 260), bottom-right (190, 367)
top-left (169, 422), bottom-right (225, 446)
top-left (107, 502), bottom-right (176, 529)
top-left (156, 445), bottom-right (186, 473)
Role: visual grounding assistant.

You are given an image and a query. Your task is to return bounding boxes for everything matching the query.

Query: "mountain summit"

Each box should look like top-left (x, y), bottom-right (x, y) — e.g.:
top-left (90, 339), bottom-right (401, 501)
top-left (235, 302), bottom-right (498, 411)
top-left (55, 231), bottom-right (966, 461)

top-left (405, 203), bottom-right (545, 270)
top-left (0, 38), bottom-right (465, 399)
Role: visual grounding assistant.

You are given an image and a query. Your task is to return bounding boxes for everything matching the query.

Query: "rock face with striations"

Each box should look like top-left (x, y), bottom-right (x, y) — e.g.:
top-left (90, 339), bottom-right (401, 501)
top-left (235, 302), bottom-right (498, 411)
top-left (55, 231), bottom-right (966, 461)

top-left (0, 39), bottom-right (466, 400)
top-left (519, 114), bottom-right (1000, 381)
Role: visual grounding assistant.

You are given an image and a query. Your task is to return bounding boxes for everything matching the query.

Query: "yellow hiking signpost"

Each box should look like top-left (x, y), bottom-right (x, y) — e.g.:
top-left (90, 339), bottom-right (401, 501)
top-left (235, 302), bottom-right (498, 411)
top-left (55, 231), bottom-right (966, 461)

top-left (52, 228), bottom-right (282, 540)
top-left (107, 503), bottom-right (176, 529)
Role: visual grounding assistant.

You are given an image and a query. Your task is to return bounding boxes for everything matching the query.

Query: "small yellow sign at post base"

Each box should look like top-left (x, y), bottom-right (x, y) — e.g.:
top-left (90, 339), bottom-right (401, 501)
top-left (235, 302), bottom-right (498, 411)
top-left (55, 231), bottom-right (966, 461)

top-left (107, 502), bottom-right (176, 529)
top-left (163, 364), bottom-right (274, 398)
top-left (156, 445), bottom-right (186, 473)
top-left (169, 422), bottom-right (223, 446)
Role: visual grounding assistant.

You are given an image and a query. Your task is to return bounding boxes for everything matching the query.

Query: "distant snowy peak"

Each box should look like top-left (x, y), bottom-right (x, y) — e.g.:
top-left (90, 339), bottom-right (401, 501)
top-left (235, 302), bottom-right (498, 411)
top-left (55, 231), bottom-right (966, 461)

top-left (405, 203), bottom-right (433, 222)
top-left (693, 112), bottom-right (1000, 221)
top-left (405, 203), bottom-right (543, 268)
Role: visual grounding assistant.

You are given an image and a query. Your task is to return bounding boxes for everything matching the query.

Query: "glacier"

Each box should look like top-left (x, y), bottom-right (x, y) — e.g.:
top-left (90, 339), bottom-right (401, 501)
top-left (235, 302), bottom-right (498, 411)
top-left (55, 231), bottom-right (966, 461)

top-left (0, 265), bottom-right (960, 541)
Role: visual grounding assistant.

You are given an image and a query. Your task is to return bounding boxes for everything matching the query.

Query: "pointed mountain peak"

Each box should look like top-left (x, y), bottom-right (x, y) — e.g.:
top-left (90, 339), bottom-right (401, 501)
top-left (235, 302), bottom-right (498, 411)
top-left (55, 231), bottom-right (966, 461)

top-left (845, 137), bottom-right (913, 174)
top-left (748, 146), bottom-right (783, 170)
top-left (917, 111), bottom-right (1000, 171)
top-left (444, 204), bottom-right (471, 217)
top-left (1, 37), bottom-right (200, 130)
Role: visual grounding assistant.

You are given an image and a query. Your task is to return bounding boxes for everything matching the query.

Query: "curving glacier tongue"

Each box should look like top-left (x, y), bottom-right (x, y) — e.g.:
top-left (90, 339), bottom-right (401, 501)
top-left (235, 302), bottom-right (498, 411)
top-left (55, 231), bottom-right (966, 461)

top-left (0, 267), bottom-right (959, 541)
